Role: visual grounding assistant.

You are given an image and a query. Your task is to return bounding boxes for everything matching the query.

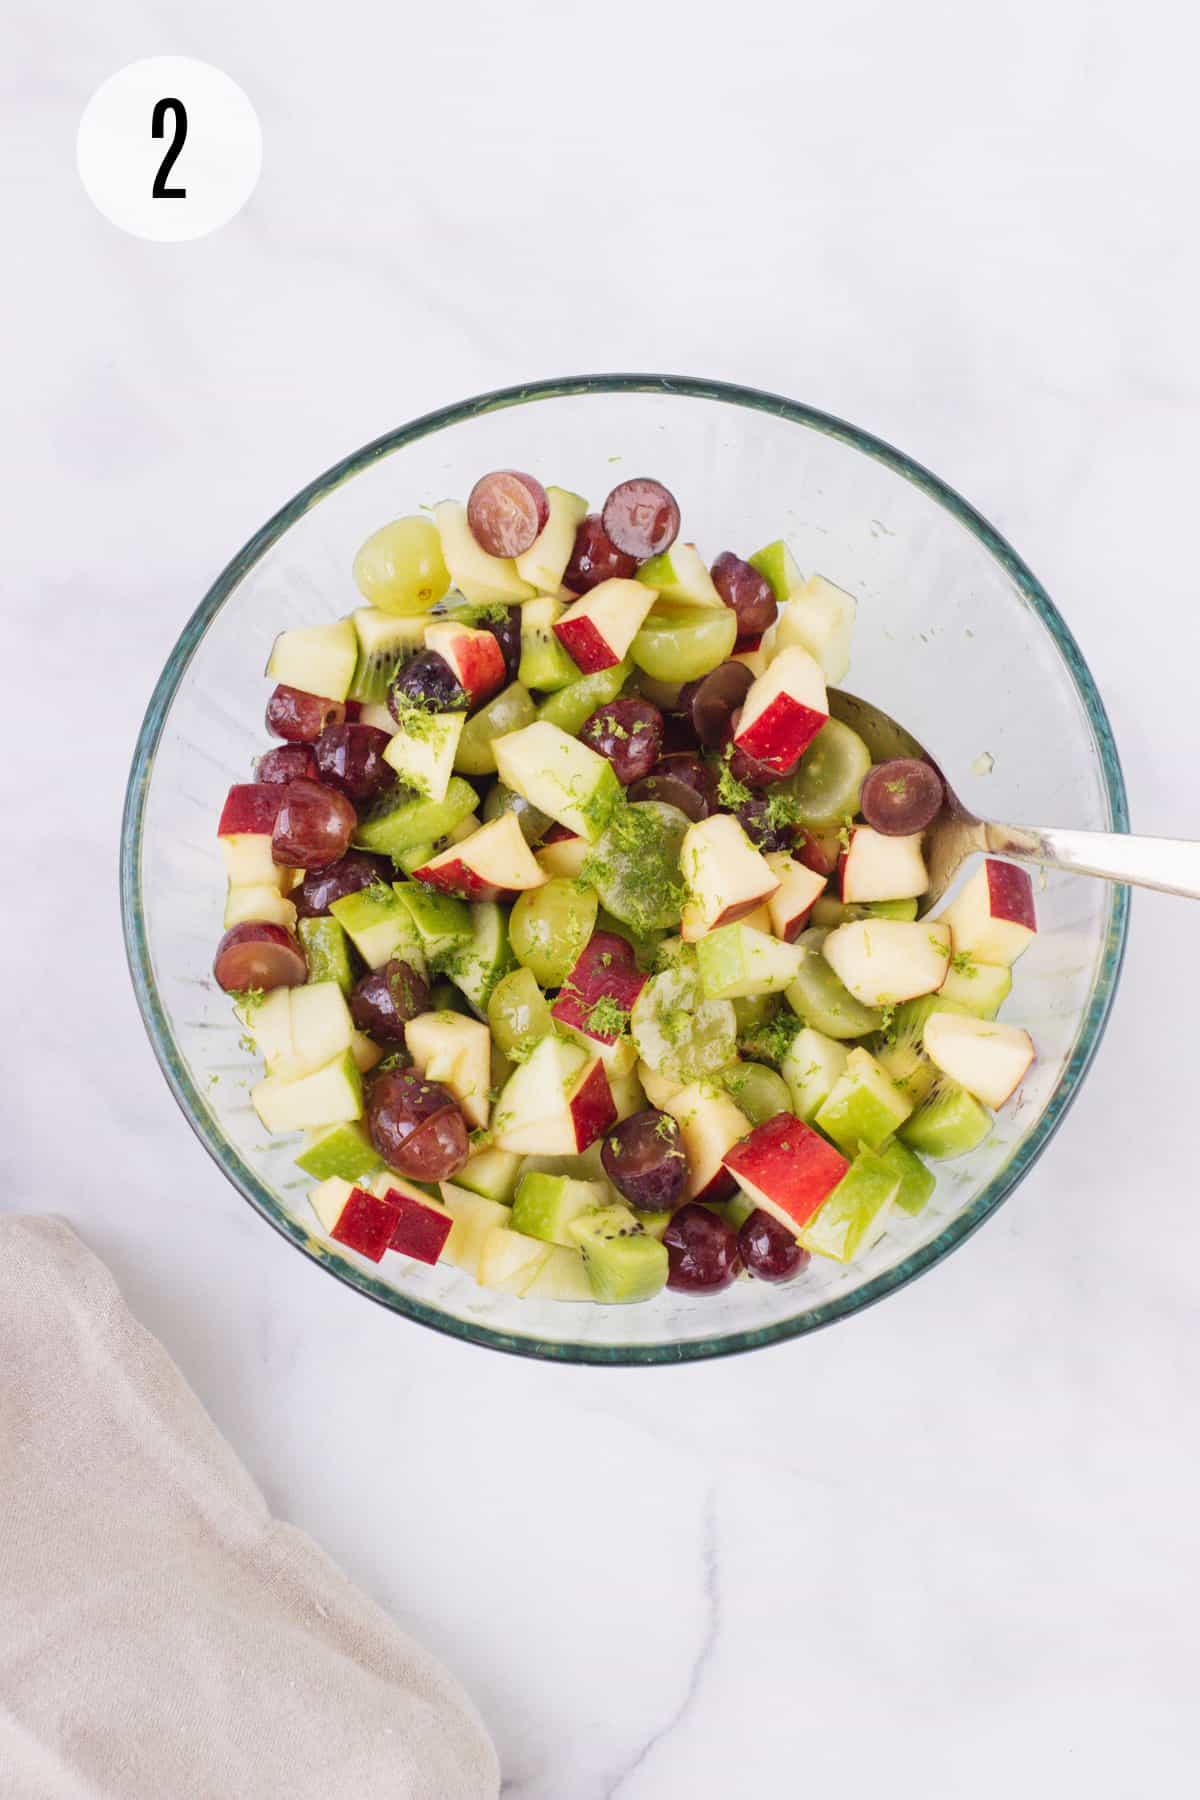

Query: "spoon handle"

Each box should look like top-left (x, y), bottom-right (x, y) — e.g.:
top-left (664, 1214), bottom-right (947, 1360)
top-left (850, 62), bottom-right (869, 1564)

top-left (985, 823), bottom-right (1200, 900)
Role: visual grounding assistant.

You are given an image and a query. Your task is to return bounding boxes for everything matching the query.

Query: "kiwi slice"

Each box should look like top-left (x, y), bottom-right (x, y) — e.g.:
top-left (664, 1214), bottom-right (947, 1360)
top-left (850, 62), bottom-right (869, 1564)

top-left (348, 608), bottom-right (428, 704)
top-left (568, 1205), bottom-right (669, 1303)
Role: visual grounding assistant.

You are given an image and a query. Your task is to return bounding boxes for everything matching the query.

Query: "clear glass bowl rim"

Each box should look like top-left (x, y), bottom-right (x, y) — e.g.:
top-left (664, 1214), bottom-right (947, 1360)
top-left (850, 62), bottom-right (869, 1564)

top-left (120, 373), bottom-right (1129, 1365)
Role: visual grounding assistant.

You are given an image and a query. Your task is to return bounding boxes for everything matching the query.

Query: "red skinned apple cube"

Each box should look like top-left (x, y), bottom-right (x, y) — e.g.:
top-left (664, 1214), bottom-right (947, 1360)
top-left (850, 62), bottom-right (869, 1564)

top-left (535, 825), bottom-right (589, 878)
top-left (764, 853), bottom-right (827, 942)
top-left (732, 645), bottom-right (829, 776)
top-left (661, 1080), bottom-right (751, 1204)
top-left (218, 783), bottom-right (283, 838)
top-left (680, 814), bottom-right (780, 942)
top-left (840, 827), bottom-right (928, 903)
top-left (492, 1036), bottom-right (616, 1155)
top-left (722, 1112), bottom-right (849, 1234)
top-left (552, 578), bottom-right (655, 674)
top-left (423, 619), bottom-right (506, 707)
top-left (940, 859), bottom-right (1037, 966)
top-left (923, 1012), bottom-right (1035, 1109)
top-left (411, 813), bottom-right (547, 902)
top-left (795, 825), bottom-right (842, 878)
top-left (309, 1177), bottom-right (401, 1263)
top-left (375, 1177), bottom-right (454, 1265)
top-left (822, 918), bottom-right (952, 1008)
top-left (551, 931), bottom-right (648, 1042)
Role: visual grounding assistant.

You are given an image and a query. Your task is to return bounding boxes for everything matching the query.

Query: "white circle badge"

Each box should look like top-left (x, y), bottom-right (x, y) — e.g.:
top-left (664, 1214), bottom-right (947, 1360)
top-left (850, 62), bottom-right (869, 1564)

top-left (77, 57), bottom-right (262, 242)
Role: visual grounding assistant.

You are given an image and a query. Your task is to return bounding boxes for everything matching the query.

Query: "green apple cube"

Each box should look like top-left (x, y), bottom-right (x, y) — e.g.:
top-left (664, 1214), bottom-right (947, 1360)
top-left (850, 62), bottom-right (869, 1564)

top-left (568, 1205), bottom-right (670, 1303)
top-left (514, 486), bottom-right (588, 594)
top-left (635, 542), bottom-right (724, 609)
top-left (266, 617), bottom-right (358, 702)
top-left (382, 709), bottom-right (464, 802)
top-left (252, 1048), bottom-right (363, 1133)
top-left (353, 778), bottom-right (478, 859)
top-left (938, 958), bottom-right (1013, 1019)
top-left (512, 1171), bottom-right (608, 1246)
top-left (797, 1149), bottom-right (901, 1262)
top-left (295, 1119), bottom-right (383, 1183)
top-left (781, 1026), bottom-right (850, 1122)
top-left (330, 884), bottom-right (426, 973)
top-left (873, 1138), bottom-right (936, 1216)
top-left (434, 500), bottom-right (536, 606)
top-left (748, 538), bottom-right (803, 604)
top-left (393, 883), bottom-right (472, 963)
top-left (297, 917), bottom-right (356, 994)
top-left (899, 1080), bottom-right (991, 1158)
top-left (455, 1144), bottom-right (522, 1206)
top-left (814, 1047), bottom-right (913, 1154)
top-left (696, 921), bottom-right (804, 1001)
top-left (535, 662), bottom-right (632, 737)
top-left (442, 901), bottom-right (512, 1015)
top-left (493, 721), bottom-right (621, 842)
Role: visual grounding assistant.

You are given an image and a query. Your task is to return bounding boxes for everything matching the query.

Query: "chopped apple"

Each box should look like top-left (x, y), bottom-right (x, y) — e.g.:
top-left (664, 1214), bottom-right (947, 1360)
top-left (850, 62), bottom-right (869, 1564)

top-left (813, 1046), bottom-right (913, 1154)
top-left (937, 956), bottom-right (1012, 1018)
top-left (422, 618), bottom-right (507, 708)
top-left (410, 812), bottom-right (546, 903)
top-left (939, 859), bottom-right (1037, 966)
top-left (438, 1183), bottom-right (513, 1275)
top-left (404, 1010), bottom-right (491, 1128)
top-left (695, 921), bottom-right (805, 1000)
top-left (794, 825), bottom-right (843, 877)
top-left (821, 919), bottom-right (952, 1008)
top-left (748, 538), bottom-right (804, 604)
top-left (535, 825), bottom-right (589, 878)
top-left (515, 486), bottom-right (589, 593)
top-left (223, 884), bottom-right (299, 931)
top-left (525, 1245), bottom-right (594, 1301)
top-left (637, 1062), bottom-right (687, 1108)
top-left (220, 834), bottom-right (294, 891)
top-left (492, 1035), bottom-right (616, 1155)
top-left (476, 1227), bottom-right (552, 1294)
top-left (660, 1081), bottom-right (751, 1204)
top-left (252, 1048), bottom-right (363, 1133)
top-left (774, 574), bottom-right (856, 684)
top-left (382, 708), bottom-right (464, 803)
top-left (308, 1177), bottom-right (401, 1262)
top-left (722, 1112), bottom-right (849, 1235)
top-left (370, 1173), bottom-right (454, 1265)
top-left (680, 814), bottom-right (780, 942)
top-left (518, 594), bottom-right (577, 691)
top-left (840, 827), bottom-right (928, 904)
top-left (795, 1149), bottom-right (900, 1262)
top-left (762, 853), bottom-right (826, 942)
top-left (329, 883), bottom-right (426, 973)
top-left (266, 618), bottom-right (358, 701)
top-left (780, 1026), bottom-right (849, 1123)
top-left (454, 1143), bottom-right (522, 1205)
top-left (511, 1171), bottom-right (608, 1246)
top-left (874, 1138), bottom-right (936, 1217)
top-left (731, 645), bottom-right (829, 776)
top-left (922, 1012), bottom-right (1035, 1109)
top-left (634, 543), bottom-right (724, 608)
top-left (550, 931), bottom-right (647, 1042)
top-left (433, 499), bottom-right (536, 606)
top-left (295, 1118), bottom-right (382, 1183)
top-left (287, 981), bottom-right (355, 1078)
top-left (235, 987), bottom-right (295, 1071)
top-left (731, 643), bottom-right (769, 678)
top-left (493, 720), bottom-right (621, 842)
top-left (553, 578), bottom-right (656, 673)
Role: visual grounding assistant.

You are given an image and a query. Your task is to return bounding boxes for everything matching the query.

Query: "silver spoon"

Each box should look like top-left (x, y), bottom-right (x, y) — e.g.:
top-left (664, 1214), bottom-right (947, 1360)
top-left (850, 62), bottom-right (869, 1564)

top-left (828, 689), bottom-right (1200, 912)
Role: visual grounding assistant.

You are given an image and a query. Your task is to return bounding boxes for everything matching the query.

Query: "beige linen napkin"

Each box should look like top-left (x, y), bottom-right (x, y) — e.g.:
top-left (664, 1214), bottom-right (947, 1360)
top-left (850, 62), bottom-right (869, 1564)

top-left (0, 1216), bottom-right (500, 1800)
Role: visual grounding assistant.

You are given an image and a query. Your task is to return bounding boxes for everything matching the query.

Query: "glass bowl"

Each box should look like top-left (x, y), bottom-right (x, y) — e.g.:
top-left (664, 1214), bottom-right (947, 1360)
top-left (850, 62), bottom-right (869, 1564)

top-left (121, 375), bottom-right (1128, 1364)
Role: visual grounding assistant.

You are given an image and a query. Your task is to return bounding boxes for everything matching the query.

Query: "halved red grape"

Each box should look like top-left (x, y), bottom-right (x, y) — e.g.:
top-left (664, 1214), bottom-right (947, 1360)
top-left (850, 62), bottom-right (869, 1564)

top-left (271, 779), bottom-right (357, 869)
top-left (467, 471), bottom-right (549, 557)
top-left (736, 796), bottom-right (795, 852)
top-left (483, 605), bottom-right (522, 681)
top-left (859, 759), bottom-right (944, 836)
top-left (350, 959), bottom-right (430, 1041)
top-left (601, 479), bottom-right (680, 559)
top-left (710, 552), bottom-right (777, 637)
top-left (213, 922), bottom-right (307, 993)
top-left (629, 753), bottom-right (716, 821)
top-left (580, 698), bottom-right (664, 785)
top-left (601, 1110), bottom-right (687, 1212)
top-left (255, 743), bottom-right (318, 784)
top-left (562, 514), bottom-right (639, 594)
top-left (663, 1203), bottom-right (741, 1293)
top-left (295, 851), bottom-right (392, 918)
top-left (680, 661), bottom-right (754, 749)
top-left (314, 723), bottom-right (396, 803)
top-left (367, 1069), bottom-right (468, 1180)
top-left (265, 685), bottom-right (346, 743)
top-left (737, 1209), bottom-right (810, 1282)
top-left (389, 649), bottom-right (466, 716)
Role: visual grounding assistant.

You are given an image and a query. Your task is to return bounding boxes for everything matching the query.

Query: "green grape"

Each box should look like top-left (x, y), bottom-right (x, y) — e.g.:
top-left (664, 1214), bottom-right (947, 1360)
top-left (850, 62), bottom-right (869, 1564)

top-left (630, 963), bottom-right (737, 1082)
top-left (783, 719), bottom-right (871, 826)
top-left (487, 966), bottom-right (554, 1060)
top-left (509, 879), bottom-right (598, 987)
top-left (455, 682), bottom-right (536, 776)
top-left (480, 782), bottom-right (552, 844)
top-left (352, 516), bottom-right (450, 615)
top-left (630, 607), bottom-right (737, 682)
top-left (715, 1061), bottom-right (792, 1125)
top-left (536, 661), bottom-right (632, 736)
top-left (785, 928), bottom-right (882, 1039)
top-left (585, 802), bottom-right (689, 935)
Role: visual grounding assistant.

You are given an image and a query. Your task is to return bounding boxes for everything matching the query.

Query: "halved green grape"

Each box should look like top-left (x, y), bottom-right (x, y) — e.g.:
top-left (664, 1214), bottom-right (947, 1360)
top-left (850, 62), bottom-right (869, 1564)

top-left (783, 718), bottom-right (871, 826)
top-left (630, 607), bottom-right (737, 683)
top-left (785, 928), bottom-right (883, 1039)
top-left (509, 879), bottom-right (598, 988)
top-left (584, 801), bottom-right (689, 935)
top-left (480, 782), bottom-right (552, 845)
top-left (352, 516), bottom-right (450, 615)
top-left (715, 1060), bottom-right (792, 1125)
top-left (455, 682), bottom-right (536, 776)
top-left (487, 966), bottom-right (554, 1061)
top-left (536, 661), bottom-right (632, 736)
top-left (631, 962), bottom-right (737, 1082)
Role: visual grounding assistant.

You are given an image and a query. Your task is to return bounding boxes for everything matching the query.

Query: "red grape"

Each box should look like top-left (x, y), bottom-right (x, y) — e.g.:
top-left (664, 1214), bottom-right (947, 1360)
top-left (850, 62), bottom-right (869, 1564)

top-left (738, 1209), bottom-right (809, 1282)
top-left (265, 685), bottom-right (346, 743)
top-left (580, 698), bottom-right (664, 785)
top-left (367, 1069), bottom-right (469, 1181)
top-left (389, 650), bottom-right (467, 716)
top-left (466, 471), bottom-right (549, 557)
top-left (255, 744), bottom-right (318, 784)
top-left (295, 851), bottom-right (392, 918)
top-left (314, 723), bottom-right (396, 803)
top-left (859, 759), bottom-right (944, 836)
top-left (350, 959), bottom-right (430, 1041)
top-left (271, 779), bottom-right (357, 868)
top-left (710, 552), bottom-right (777, 637)
top-left (601, 1110), bottom-right (687, 1212)
top-left (663, 1204), bottom-right (742, 1293)
top-left (601, 478), bottom-right (680, 558)
top-left (736, 796), bottom-right (795, 852)
top-left (680, 661), bottom-right (754, 749)
top-left (481, 605), bottom-right (522, 681)
top-left (562, 514), bottom-right (638, 593)
top-left (629, 752), bottom-right (716, 821)
top-left (213, 922), bottom-right (307, 993)
top-left (725, 716), bottom-right (780, 790)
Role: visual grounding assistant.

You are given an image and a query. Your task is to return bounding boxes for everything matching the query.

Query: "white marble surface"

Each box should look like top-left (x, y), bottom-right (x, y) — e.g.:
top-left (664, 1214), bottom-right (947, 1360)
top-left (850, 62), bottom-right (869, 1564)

top-left (6, 3), bottom-right (1200, 1793)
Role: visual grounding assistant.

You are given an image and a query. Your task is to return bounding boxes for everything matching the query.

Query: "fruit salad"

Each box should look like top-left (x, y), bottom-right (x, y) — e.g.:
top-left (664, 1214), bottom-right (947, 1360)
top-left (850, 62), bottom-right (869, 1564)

top-left (212, 470), bottom-right (1038, 1305)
